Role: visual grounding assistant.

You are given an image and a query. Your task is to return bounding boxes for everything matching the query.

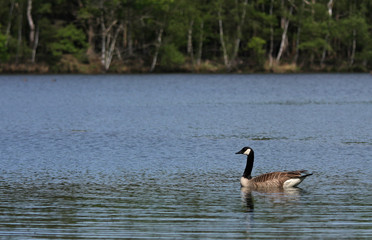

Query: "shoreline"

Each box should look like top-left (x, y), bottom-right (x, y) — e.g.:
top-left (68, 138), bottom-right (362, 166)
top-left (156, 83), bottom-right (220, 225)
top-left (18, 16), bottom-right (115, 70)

top-left (1, 62), bottom-right (370, 75)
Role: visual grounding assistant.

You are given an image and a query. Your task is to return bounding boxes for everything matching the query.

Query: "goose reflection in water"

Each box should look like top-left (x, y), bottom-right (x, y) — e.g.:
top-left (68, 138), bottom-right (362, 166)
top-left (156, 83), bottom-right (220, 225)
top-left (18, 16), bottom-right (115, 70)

top-left (241, 186), bottom-right (301, 211)
top-left (241, 187), bottom-right (302, 233)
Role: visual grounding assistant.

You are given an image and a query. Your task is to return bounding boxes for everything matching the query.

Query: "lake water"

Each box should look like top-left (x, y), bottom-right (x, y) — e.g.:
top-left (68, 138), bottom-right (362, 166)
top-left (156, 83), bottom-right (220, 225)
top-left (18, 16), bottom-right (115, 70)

top-left (0, 74), bottom-right (371, 239)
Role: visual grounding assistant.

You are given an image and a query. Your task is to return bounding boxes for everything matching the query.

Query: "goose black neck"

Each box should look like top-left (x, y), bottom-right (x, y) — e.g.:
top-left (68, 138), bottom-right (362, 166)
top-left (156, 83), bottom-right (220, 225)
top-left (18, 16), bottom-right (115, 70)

top-left (243, 152), bottom-right (254, 179)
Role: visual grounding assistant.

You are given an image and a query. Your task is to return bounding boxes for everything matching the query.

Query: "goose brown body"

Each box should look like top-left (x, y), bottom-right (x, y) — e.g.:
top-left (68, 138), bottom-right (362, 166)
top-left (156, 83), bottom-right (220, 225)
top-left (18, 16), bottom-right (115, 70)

top-left (236, 147), bottom-right (312, 189)
top-left (240, 170), bottom-right (311, 188)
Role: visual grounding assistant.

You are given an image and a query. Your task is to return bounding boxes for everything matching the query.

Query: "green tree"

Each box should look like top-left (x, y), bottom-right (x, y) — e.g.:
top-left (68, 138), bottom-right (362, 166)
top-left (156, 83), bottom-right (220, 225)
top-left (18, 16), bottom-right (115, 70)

top-left (247, 36), bottom-right (266, 68)
top-left (140, 0), bottom-right (175, 71)
top-left (1, 0), bottom-right (372, 72)
top-left (0, 31), bottom-right (9, 61)
top-left (159, 43), bottom-right (184, 69)
top-left (297, 2), bottom-right (330, 67)
top-left (49, 24), bottom-right (87, 58)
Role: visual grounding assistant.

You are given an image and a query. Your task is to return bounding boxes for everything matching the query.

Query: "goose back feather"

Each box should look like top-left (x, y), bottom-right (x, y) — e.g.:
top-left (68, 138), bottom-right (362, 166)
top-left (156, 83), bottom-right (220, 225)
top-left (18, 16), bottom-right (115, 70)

top-left (244, 170), bottom-right (312, 188)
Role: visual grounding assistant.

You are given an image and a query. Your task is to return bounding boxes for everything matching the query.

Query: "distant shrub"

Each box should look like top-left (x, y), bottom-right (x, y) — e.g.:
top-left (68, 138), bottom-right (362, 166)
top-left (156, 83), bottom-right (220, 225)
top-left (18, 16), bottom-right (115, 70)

top-left (160, 43), bottom-right (185, 69)
top-left (0, 33), bottom-right (9, 61)
top-left (49, 24), bottom-right (87, 58)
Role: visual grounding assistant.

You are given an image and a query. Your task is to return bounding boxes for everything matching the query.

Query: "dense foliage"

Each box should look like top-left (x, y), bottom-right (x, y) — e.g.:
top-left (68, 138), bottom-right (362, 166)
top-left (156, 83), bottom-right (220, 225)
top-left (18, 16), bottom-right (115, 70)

top-left (1, 0), bottom-right (372, 73)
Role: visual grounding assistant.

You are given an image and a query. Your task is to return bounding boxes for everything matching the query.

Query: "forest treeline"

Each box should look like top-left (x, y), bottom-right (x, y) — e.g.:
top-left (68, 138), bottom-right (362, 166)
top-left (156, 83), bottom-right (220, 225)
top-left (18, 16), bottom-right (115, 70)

top-left (0, 0), bottom-right (372, 73)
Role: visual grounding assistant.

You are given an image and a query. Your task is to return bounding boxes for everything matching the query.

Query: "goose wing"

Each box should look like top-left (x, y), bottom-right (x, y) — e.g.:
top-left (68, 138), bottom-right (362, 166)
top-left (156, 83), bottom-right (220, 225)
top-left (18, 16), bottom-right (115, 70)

top-left (251, 170), bottom-right (312, 188)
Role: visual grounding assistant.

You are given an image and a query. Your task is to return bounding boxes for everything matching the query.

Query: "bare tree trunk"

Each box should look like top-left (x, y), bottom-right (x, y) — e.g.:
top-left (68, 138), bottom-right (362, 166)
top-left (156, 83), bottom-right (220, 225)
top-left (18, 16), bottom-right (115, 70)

top-left (86, 18), bottom-right (95, 58)
top-left (327, 0), bottom-right (334, 16)
top-left (101, 15), bottom-right (106, 68)
top-left (268, 0), bottom-right (274, 68)
top-left (6, 0), bottom-right (15, 46)
top-left (218, 8), bottom-right (229, 68)
top-left (320, 0), bottom-right (334, 68)
top-left (104, 25), bottom-right (122, 70)
top-left (276, 6), bottom-right (293, 63)
top-left (16, 1), bottom-right (23, 63)
top-left (31, 25), bottom-right (39, 63)
top-left (116, 47), bottom-right (122, 61)
top-left (100, 13), bottom-right (119, 71)
top-left (320, 35), bottom-right (328, 68)
top-left (196, 20), bottom-right (204, 66)
top-left (187, 19), bottom-right (194, 64)
top-left (294, 1), bottom-right (305, 65)
top-left (231, 0), bottom-right (248, 66)
top-left (128, 23), bottom-right (133, 56)
top-left (125, 10), bottom-right (134, 56)
top-left (350, 29), bottom-right (356, 66)
top-left (123, 22), bottom-right (127, 49)
top-left (218, 0), bottom-right (247, 70)
top-left (79, 0), bottom-right (95, 59)
top-left (27, 0), bottom-right (35, 47)
top-left (294, 25), bottom-right (301, 64)
top-left (150, 28), bottom-right (163, 72)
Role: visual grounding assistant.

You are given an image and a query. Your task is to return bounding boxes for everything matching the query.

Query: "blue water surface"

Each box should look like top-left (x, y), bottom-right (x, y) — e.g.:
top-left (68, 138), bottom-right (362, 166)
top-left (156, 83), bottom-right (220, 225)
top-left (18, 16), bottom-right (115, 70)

top-left (0, 74), bottom-right (371, 239)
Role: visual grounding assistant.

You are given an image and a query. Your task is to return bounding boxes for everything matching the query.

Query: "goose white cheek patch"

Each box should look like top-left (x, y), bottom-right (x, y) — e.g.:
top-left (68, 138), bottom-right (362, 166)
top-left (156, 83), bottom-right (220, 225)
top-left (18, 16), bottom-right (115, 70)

top-left (243, 149), bottom-right (251, 155)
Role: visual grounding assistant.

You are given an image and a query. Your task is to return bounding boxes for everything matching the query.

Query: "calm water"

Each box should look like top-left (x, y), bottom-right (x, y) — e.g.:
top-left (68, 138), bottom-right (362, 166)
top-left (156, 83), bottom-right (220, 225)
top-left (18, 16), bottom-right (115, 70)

top-left (0, 74), bottom-right (371, 239)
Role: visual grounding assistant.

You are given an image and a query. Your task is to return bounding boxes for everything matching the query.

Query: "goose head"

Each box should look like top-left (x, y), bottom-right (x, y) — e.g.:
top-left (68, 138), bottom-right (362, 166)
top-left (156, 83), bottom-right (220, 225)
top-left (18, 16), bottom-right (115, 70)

top-left (235, 146), bottom-right (254, 155)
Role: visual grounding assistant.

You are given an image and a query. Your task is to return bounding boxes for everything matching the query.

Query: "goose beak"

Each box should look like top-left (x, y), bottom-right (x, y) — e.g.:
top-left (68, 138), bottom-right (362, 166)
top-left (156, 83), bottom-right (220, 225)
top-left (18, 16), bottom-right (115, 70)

top-left (235, 151), bottom-right (242, 154)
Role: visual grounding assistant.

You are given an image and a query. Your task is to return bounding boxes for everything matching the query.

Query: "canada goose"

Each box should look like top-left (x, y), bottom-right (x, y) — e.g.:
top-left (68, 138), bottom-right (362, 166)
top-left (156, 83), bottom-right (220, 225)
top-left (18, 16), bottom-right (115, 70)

top-left (236, 146), bottom-right (312, 188)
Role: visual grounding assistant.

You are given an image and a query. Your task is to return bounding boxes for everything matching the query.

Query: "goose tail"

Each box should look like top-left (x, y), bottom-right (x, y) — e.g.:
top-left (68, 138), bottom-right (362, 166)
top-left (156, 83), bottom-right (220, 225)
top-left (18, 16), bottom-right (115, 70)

top-left (298, 170), bottom-right (313, 179)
